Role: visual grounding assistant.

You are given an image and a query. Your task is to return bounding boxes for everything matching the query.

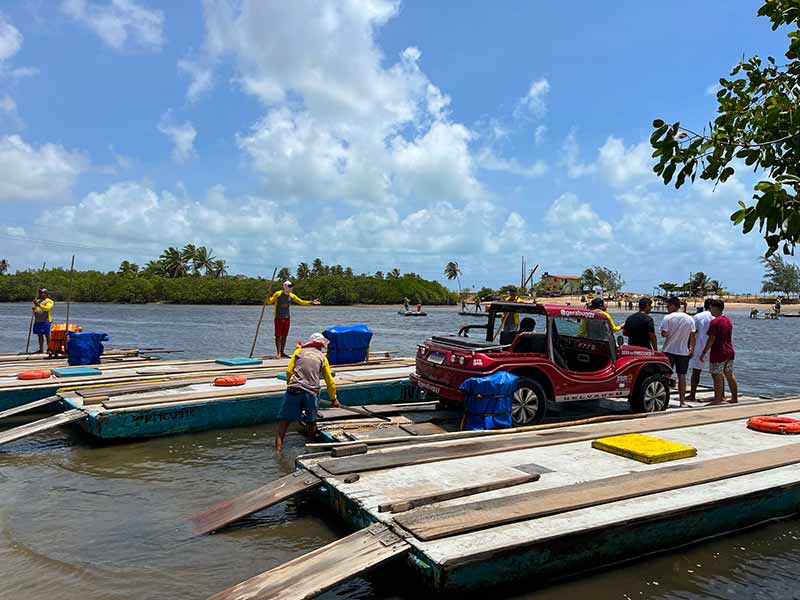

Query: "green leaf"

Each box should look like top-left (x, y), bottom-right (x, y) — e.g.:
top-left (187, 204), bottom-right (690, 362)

top-left (652, 119), bottom-right (665, 128)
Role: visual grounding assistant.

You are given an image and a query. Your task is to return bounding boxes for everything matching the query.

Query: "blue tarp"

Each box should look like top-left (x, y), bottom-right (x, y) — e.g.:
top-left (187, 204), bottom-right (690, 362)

top-left (323, 324), bottom-right (373, 365)
top-left (460, 370), bottom-right (518, 431)
top-left (66, 331), bottom-right (109, 366)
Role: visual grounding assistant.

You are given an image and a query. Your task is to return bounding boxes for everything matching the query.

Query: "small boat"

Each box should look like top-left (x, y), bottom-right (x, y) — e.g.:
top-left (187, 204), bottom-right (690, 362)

top-left (398, 311), bottom-right (427, 316)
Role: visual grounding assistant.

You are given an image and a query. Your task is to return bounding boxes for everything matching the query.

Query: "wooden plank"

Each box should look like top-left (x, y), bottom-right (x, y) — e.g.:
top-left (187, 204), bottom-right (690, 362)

top-left (0, 409), bottom-right (85, 447)
top-left (362, 402), bottom-right (438, 416)
top-left (208, 523), bottom-right (409, 600)
top-left (190, 471), bottom-right (322, 535)
top-left (345, 426), bottom-right (412, 441)
top-left (400, 422), bottom-right (447, 436)
top-left (102, 382), bottom-right (287, 409)
top-left (378, 472), bottom-right (540, 513)
top-left (331, 443), bottom-right (368, 457)
top-left (317, 407), bottom-right (367, 420)
top-left (77, 380), bottom-right (194, 398)
top-left (0, 395), bottom-right (59, 420)
top-left (395, 442), bottom-right (800, 541)
top-left (318, 397), bottom-right (800, 475)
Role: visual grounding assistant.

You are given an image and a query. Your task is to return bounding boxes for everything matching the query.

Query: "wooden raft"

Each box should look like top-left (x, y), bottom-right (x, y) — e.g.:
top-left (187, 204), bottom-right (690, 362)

top-left (208, 523), bottom-right (409, 600)
top-left (318, 397), bottom-right (800, 475)
top-left (394, 442), bottom-right (800, 541)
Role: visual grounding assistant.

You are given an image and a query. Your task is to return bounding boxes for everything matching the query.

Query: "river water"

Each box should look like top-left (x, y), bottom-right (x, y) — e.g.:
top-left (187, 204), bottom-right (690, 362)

top-left (1, 302), bottom-right (799, 600)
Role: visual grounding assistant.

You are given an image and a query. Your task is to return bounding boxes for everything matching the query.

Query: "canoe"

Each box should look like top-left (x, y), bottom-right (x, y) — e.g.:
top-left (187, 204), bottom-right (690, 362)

top-left (398, 311), bottom-right (427, 317)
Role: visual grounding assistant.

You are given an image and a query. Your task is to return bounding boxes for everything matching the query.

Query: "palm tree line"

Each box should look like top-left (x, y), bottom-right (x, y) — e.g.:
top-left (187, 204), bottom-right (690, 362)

top-left (118, 245), bottom-right (228, 279)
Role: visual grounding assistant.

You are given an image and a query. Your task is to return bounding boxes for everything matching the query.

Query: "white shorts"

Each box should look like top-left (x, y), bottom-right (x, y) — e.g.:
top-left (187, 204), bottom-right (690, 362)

top-left (688, 355), bottom-right (705, 372)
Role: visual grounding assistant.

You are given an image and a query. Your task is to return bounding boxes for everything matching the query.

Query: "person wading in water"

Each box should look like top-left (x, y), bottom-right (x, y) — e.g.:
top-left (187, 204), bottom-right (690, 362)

top-left (266, 281), bottom-right (320, 358)
top-left (275, 332), bottom-right (340, 451)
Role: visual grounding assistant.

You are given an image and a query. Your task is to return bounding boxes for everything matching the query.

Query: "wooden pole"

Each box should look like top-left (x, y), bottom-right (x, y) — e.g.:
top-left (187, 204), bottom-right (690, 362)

top-left (24, 261), bottom-right (47, 354)
top-left (62, 255), bottom-right (76, 356)
top-left (249, 267), bottom-right (278, 358)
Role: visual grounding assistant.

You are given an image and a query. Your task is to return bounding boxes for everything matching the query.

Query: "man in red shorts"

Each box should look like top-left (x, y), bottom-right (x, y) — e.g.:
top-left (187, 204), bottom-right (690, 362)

top-left (266, 281), bottom-right (320, 358)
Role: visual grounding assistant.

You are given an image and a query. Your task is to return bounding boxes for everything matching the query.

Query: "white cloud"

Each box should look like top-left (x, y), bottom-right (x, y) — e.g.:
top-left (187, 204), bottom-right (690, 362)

top-left (61, 0), bottom-right (164, 51)
top-left (561, 129), bottom-right (596, 178)
top-left (596, 136), bottom-right (653, 188)
top-left (705, 82), bottom-right (722, 96)
top-left (546, 192), bottom-right (613, 240)
top-left (0, 13), bottom-right (22, 62)
top-left (0, 93), bottom-right (21, 128)
top-left (534, 125), bottom-right (546, 145)
top-left (0, 134), bottom-right (88, 200)
top-left (476, 146), bottom-right (547, 178)
top-left (178, 58), bottom-right (213, 102)
top-left (157, 112), bottom-right (196, 163)
top-left (514, 77), bottom-right (550, 119)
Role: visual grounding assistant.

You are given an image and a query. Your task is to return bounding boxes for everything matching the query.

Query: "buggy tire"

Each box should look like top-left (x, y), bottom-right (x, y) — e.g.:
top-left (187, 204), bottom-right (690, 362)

top-left (512, 378), bottom-right (548, 426)
top-left (629, 373), bottom-right (670, 413)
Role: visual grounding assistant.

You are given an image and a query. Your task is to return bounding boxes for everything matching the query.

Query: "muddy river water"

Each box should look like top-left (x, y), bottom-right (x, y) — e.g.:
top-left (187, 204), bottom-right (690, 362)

top-left (1, 303), bottom-right (799, 600)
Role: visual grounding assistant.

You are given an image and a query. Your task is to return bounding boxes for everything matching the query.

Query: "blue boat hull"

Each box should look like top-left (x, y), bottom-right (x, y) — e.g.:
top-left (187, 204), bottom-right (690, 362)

top-left (0, 385), bottom-right (61, 413)
top-left (77, 380), bottom-right (413, 439)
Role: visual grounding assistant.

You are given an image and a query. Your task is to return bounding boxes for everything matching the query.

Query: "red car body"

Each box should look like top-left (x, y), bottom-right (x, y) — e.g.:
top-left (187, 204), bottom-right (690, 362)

top-left (410, 302), bottom-right (673, 425)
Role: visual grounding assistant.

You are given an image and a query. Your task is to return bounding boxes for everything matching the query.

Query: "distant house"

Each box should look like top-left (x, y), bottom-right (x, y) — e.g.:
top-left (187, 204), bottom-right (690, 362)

top-left (540, 272), bottom-right (582, 295)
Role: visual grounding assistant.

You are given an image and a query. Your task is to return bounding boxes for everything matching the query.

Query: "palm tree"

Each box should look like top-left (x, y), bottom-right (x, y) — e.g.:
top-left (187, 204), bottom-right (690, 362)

top-left (0, 258), bottom-right (9, 274)
top-left (193, 246), bottom-right (216, 276)
top-left (160, 246), bottom-right (189, 278)
top-left (277, 267), bottom-right (291, 281)
top-left (118, 260), bottom-right (139, 276)
top-left (581, 268), bottom-right (598, 291)
top-left (311, 258), bottom-right (325, 277)
top-left (388, 268), bottom-right (401, 279)
top-left (210, 259), bottom-right (228, 278)
top-left (708, 279), bottom-right (721, 294)
top-left (689, 272), bottom-right (711, 298)
top-left (142, 260), bottom-right (165, 277)
top-left (444, 261), bottom-right (462, 292)
top-left (182, 244), bottom-right (199, 274)
top-left (296, 262), bottom-right (310, 279)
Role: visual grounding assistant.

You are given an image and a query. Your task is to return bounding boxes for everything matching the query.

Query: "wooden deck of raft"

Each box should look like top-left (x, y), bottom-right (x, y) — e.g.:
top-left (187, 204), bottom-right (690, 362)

top-left (204, 394), bottom-right (800, 599)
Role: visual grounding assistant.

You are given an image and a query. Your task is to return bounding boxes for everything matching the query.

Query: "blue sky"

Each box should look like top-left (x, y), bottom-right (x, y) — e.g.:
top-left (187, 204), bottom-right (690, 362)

top-left (0, 0), bottom-right (789, 292)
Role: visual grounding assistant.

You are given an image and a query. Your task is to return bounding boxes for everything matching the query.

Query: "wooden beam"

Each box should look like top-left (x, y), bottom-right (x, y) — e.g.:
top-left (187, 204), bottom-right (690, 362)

top-left (317, 397), bottom-right (800, 475)
top-left (208, 523), bottom-right (409, 600)
top-left (0, 409), bottom-right (85, 447)
top-left (395, 442), bottom-right (800, 541)
top-left (378, 472), bottom-right (540, 513)
top-left (0, 395), bottom-right (59, 420)
top-left (190, 471), bottom-right (322, 535)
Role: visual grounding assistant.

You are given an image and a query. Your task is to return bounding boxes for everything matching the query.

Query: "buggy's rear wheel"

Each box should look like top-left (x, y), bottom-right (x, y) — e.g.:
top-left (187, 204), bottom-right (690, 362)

top-left (512, 378), bottom-right (548, 426)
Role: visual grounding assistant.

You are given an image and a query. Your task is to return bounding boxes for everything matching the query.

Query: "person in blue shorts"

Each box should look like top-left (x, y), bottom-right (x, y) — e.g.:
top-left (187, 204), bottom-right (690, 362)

top-left (31, 288), bottom-right (54, 353)
top-left (275, 333), bottom-right (340, 451)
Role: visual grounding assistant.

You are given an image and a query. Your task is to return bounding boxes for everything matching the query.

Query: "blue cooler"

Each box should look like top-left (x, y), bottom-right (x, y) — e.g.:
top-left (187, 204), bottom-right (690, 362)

top-left (460, 371), bottom-right (518, 431)
top-left (323, 325), bottom-right (373, 365)
top-left (66, 331), bottom-right (109, 365)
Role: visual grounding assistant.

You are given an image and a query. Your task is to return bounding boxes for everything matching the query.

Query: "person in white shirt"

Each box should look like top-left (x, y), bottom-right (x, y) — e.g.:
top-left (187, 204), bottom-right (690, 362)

top-left (660, 296), bottom-right (696, 408)
top-left (688, 298), bottom-right (714, 402)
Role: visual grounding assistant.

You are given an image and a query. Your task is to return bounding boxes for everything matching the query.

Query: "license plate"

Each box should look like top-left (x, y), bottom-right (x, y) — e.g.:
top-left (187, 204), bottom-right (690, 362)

top-left (427, 351), bottom-right (446, 364)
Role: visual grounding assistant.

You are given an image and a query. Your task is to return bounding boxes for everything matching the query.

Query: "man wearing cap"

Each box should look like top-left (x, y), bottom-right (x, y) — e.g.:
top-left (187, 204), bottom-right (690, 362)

top-left (275, 332), bottom-right (340, 451)
top-left (266, 281), bottom-right (320, 358)
top-left (31, 288), bottom-right (54, 353)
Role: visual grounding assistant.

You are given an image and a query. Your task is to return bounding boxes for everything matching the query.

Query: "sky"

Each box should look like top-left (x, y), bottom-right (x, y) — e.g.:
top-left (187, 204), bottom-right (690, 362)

top-left (0, 0), bottom-right (790, 292)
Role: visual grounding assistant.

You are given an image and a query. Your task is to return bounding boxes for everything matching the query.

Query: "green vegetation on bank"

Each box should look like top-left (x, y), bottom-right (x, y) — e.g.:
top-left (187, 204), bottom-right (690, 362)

top-left (0, 252), bottom-right (456, 305)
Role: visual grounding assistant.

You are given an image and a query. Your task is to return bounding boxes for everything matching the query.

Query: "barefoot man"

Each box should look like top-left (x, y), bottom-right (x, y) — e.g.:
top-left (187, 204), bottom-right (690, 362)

top-left (699, 299), bottom-right (738, 405)
top-left (275, 333), bottom-right (340, 451)
top-left (266, 281), bottom-right (320, 358)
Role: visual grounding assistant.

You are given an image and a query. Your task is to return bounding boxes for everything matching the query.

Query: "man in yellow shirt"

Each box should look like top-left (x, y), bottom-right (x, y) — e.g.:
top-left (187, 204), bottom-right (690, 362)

top-left (266, 280), bottom-right (320, 358)
top-left (275, 333), bottom-right (340, 451)
top-left (501, 286), bottom-right (525, 331)
top-left (578, 297), bottom-right (621, 338)
top-left (31, 288), bottom-right (54, 353)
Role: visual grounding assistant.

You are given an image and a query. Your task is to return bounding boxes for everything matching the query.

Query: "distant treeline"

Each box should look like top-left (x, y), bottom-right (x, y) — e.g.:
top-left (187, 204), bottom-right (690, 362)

top-left (0, 267), bottom-right (457, 305)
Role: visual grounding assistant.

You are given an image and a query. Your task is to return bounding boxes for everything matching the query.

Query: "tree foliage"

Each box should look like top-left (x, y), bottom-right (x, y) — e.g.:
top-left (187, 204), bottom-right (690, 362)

top-left (581, 266), bottom-right (625, 293)
top-left (443, 261), bottom-right (462, 292)
top-left (651, 0), bottom-right (800, 255)
top-left (761, 254), bottom-right (800, 296)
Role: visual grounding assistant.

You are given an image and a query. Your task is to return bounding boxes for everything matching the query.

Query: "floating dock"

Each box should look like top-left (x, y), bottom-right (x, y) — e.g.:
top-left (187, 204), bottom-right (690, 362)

top-left (0, 359), bottom-right (416, 447)
top-left (202, 395), bottom-right (800, 599)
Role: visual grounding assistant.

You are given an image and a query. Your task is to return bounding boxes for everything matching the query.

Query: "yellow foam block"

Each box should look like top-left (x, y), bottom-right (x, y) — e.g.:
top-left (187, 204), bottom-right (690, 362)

top-left (591, 433), bottom-right (697, 464)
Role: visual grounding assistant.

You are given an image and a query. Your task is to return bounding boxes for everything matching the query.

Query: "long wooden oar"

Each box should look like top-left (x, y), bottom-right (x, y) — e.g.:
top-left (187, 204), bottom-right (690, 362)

top-left (249, 267), bottom-right (278, 358)
top-left (24, 261), bottom-right (47, 353)
top-left (60, 255), bottom-right (76, 356)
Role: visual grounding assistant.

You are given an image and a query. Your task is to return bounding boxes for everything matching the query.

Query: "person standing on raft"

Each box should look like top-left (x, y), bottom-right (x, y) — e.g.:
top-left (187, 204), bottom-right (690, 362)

top-left (266, 281), bottom-right (320, 358)
top-left (31, 288), bottom-right (54, 353)
top-left (275, 332), bottom-right (340, 451)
